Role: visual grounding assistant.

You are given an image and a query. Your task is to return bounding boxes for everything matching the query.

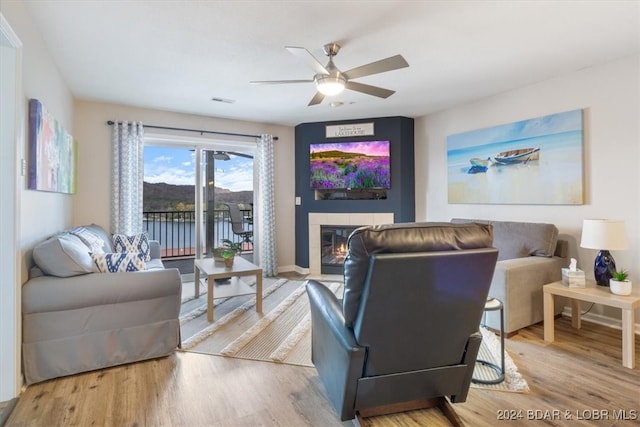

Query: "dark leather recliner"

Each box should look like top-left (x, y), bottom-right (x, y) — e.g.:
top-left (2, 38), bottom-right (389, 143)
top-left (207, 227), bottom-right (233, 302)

top-left (305, 222), bottom-right (499, 421)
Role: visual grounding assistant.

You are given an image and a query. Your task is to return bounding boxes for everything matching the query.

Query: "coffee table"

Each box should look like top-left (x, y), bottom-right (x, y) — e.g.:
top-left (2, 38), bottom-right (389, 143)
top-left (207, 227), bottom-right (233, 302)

top-left (194, 256), bottom-right (263, 322)
top-left (543, 280), bottom-right (640, 368)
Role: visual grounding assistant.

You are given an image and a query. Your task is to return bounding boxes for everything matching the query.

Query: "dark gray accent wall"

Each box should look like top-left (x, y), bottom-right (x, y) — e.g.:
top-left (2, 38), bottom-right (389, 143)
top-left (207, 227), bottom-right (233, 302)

top-left (295, 116), bottom-right (415, 268)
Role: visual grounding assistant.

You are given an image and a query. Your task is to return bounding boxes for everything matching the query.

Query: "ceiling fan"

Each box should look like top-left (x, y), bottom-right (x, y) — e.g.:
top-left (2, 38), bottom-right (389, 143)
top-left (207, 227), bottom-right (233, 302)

top-left (250, 43), bottom-right (409, 106)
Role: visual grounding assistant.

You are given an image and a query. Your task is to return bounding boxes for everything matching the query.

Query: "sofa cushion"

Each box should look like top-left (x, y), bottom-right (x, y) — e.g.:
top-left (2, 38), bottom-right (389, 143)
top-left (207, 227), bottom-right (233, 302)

top-left (451, 219), bottom-right (559, 261)
top-left (145, 258), bottom-right (165, 270)
top-left (69, 226), bottom-right (105, 253)
top-left (91, 252), bottom-right (147, 273)
top-left (33, 233), bottom-right (96, 277)
top-left (82, 224), bottom-right (114, 252)
top-left (342, 222), bottom-right (494, 327)
top-left (113, 232), bottom-right (151, 261)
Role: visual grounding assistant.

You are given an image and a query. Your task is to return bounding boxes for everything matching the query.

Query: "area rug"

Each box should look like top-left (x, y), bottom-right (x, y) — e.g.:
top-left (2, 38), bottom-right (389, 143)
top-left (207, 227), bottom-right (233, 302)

top-left (179, 277), bottom-right (528, 393)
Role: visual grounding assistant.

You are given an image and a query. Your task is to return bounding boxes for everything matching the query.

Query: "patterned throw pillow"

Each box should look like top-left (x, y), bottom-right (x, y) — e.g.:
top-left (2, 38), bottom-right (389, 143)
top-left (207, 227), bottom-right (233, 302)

top-left (112, 232), bottom-right (151, 261)
top-left (91, 252), bottom-right (146, 273)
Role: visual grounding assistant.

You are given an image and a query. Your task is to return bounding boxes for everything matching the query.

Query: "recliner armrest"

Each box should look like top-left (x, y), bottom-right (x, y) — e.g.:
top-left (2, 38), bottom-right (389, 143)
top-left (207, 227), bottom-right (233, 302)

top-left (305, 279), bottom-right (366, 421)
top-left (306, 280), bottom-right (360, 351)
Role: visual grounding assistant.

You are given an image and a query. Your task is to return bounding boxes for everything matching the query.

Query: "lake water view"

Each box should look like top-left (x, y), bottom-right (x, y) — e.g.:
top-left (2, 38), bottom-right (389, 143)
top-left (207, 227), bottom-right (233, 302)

top-left (144, 219), bottom-right (244, 256)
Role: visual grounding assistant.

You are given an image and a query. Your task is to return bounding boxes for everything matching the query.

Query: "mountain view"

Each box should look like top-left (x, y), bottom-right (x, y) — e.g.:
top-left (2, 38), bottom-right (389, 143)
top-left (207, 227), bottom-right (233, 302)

top-left (143, 182), bottom-right (253, 212)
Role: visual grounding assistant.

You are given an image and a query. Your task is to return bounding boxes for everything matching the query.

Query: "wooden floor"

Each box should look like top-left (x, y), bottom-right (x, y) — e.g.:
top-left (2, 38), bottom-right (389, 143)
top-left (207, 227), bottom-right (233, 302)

top-left (4, 317), bottom-right (640, 426)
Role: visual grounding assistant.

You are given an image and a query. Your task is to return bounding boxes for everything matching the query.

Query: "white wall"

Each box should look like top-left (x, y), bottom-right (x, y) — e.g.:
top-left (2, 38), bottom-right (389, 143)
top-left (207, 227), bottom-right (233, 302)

top-left (1, 1), bottom-right (75, 279)
top-left (0, 13), bottom-right (21, 403)
top-left (0, 1), bottom-right (75, 400)
top-left (415, 55), bottom-right (639, 324)
top-left (73, 100), bottom-right (297, 270)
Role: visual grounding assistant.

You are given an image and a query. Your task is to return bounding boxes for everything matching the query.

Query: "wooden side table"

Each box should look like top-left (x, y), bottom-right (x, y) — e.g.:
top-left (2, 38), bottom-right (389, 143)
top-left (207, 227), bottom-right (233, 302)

top-left (194, 256), bottom-right (263, 322)
top-left (543, 280), bottom-right (640, 369)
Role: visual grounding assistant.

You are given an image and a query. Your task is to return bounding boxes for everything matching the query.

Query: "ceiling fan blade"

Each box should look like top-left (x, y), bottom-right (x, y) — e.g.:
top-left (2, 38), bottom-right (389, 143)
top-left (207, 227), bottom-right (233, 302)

top-left (343, 54), bottom-right (409, 80)
top-left (308, 92), bottom-right (325, 106)
top-left (345, 81), bottom-right (395, 99)
top-left (286, 46), bottom-right (329, 75)
top-left (250, 79), bottom-right (313, 85)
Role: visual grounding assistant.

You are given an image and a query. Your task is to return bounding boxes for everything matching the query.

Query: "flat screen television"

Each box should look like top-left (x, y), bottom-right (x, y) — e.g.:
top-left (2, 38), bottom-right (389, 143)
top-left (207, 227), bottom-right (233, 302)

top-left (310, 140), bottom-right (390, 190)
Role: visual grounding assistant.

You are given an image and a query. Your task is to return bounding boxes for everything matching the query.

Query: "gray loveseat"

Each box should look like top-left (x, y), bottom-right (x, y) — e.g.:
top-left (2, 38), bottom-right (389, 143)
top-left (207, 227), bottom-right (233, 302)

top-left (452, 219), bottom-right (568, 334)
top-left (22, 224), bottom-right (182, 385)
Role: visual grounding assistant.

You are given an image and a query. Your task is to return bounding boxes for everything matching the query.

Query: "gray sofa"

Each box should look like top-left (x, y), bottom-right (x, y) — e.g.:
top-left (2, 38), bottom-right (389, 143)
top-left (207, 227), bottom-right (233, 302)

top-left (452, 219), bottom-right (568, 334)
top-left (22, 224), bottom-right (182, 385)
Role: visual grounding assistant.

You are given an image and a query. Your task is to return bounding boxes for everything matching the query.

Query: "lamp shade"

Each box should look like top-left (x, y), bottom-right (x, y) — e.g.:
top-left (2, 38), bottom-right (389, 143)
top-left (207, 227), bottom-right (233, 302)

top-left (580, 219), bottom-right (629, 250)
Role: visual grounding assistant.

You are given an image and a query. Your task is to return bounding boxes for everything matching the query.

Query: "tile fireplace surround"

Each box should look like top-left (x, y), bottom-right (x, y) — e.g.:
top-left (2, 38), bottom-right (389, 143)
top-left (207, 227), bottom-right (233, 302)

top-left (308, 212), bottom-right (394, 275)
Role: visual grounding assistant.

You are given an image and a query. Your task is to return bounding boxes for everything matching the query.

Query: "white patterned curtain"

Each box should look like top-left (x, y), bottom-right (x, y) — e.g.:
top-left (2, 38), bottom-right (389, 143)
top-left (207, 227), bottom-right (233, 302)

top-left (257, 134), bottom-right (278, 276)
top-left (111, 121), bottom-right (144, 235)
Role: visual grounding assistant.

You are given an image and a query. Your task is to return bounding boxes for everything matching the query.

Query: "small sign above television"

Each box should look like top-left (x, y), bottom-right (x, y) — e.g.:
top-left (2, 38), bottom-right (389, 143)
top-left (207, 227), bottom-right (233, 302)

top-left (310, 140), bottom-right (390, 190)
top-left (325, 122), bottom-right (374, 138)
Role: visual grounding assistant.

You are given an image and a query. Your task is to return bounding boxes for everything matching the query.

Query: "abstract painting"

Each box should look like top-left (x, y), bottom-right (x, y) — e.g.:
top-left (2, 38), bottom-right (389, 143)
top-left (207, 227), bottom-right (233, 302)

top-left (28, 99), bottom-right (76, 194)
top-left (447, 109), bottom-right (583, 205)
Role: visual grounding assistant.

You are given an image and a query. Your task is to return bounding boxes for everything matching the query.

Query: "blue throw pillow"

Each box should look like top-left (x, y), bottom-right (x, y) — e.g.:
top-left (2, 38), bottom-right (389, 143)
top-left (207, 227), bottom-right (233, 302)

top-left (112, 232), bottom-right (151, 261)
top-left (91, 252), bottom-right (146, 273)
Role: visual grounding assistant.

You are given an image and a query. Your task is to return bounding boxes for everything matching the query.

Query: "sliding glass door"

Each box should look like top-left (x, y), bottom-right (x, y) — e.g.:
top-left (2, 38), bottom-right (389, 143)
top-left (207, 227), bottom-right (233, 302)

top-left (198, 149), bottom-right (255, 259)
top-left (143, 138), bottom-right (255, 276)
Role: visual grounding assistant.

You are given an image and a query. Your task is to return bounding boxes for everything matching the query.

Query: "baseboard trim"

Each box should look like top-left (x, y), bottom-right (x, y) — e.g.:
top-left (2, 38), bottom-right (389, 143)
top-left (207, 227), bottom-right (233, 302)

top-left (561, 307), bottom-right (640, 335)
top-left (275, 265), bottom-right (297, 273)
top-left (292, 265), bottom-right (309, 275)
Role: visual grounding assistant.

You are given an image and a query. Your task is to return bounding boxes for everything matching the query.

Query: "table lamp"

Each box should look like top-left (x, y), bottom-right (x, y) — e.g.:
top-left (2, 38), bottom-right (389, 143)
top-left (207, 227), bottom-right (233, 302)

top-left (580, 219), bottom-right (629, 286)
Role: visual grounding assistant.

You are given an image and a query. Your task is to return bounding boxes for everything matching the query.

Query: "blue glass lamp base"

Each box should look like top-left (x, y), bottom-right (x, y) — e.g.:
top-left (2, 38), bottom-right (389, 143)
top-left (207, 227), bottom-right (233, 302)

top-left (594, 250), bottom-right (616, 287)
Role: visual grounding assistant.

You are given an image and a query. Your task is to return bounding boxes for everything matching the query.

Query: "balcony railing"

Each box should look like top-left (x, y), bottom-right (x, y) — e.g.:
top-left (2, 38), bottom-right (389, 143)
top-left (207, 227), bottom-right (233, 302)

top-left (143, 208), bottom-right (253, 259)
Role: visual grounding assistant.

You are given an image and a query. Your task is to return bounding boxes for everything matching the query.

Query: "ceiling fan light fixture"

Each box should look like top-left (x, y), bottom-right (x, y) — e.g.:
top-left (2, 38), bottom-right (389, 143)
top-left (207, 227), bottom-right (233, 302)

top-left (315, 74), bottom-right (346, 96)
top-left (212, 151), bottom-right (230, 161)
top-left (253, 44), bottom-right (409, 106)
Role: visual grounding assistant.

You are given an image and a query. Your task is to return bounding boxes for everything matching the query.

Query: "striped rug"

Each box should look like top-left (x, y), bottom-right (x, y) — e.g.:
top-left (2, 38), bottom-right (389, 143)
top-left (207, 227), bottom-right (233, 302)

top-left (178, 277), bottom-right (528, 393)
top-left (179, 277), bottom-right (323, 366)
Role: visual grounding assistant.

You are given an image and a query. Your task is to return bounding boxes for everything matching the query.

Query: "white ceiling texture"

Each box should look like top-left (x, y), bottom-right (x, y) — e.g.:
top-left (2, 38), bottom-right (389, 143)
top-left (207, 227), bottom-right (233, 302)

top-left (24, 0), bottom-right (639, 126)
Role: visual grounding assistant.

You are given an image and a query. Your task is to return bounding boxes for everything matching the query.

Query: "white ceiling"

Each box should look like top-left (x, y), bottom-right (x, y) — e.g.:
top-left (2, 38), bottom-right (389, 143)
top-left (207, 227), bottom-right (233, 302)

top-left (24, 1), bottom-right (639, 127)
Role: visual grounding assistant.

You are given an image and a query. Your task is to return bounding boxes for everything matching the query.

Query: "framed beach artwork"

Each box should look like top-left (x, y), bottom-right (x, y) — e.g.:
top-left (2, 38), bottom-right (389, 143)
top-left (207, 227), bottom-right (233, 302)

top-left (447, 109), bottom-right (584, 205)
top-left (28, 99), bottom-right (77, 194)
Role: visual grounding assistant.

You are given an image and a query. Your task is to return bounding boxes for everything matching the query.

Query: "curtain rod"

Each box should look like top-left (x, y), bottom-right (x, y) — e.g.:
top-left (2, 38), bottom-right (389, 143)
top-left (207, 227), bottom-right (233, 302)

top-left (106, 120), bottom-right (278, 141)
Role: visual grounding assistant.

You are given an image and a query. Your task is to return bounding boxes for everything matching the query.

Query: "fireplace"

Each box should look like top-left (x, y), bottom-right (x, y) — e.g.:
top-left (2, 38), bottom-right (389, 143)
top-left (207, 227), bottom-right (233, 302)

top-left (320, 225), bottom-right (359, 274)
top-left (308, 212), bottom-right (394, 275)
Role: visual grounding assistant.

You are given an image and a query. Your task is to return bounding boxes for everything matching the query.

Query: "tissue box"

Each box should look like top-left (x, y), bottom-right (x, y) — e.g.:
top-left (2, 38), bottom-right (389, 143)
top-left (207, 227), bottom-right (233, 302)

top-left (562, 268), bottom-right (586, 288)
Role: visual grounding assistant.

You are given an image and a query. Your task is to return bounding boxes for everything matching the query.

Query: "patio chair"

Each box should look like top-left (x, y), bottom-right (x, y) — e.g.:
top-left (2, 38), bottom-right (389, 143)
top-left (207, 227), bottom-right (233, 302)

top-left (224, 203), bottom-right (253, 246)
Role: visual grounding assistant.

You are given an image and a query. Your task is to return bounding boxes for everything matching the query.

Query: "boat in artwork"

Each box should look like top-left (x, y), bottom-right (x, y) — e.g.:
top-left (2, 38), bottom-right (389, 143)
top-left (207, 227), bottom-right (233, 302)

top-left (467, 157), bottom-right (490, 174)
top-left (467, 164), bottom-right (488, 174)
top-left (469, 157), bottom-right (490, 167)
top-left (493, 147), bottom-right (540, 164)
